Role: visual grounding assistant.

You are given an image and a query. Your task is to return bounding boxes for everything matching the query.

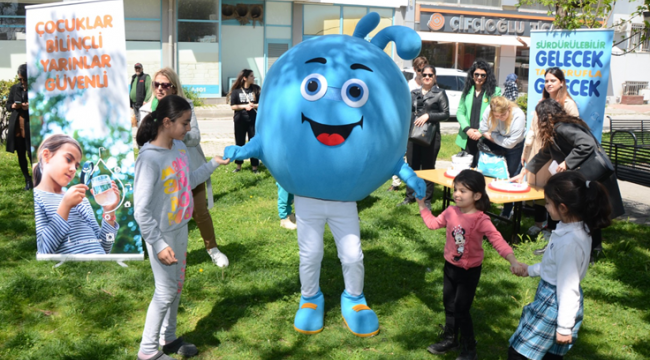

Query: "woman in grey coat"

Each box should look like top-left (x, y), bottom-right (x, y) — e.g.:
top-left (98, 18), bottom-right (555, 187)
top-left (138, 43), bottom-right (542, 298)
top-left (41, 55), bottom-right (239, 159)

top-left (511, 99), bottom-right (624, 258)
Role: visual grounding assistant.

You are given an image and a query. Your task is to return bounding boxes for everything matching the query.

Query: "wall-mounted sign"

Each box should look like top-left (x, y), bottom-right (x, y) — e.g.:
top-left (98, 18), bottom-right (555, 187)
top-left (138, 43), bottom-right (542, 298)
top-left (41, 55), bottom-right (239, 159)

top-left (419, 6), bottom-right (553, 37)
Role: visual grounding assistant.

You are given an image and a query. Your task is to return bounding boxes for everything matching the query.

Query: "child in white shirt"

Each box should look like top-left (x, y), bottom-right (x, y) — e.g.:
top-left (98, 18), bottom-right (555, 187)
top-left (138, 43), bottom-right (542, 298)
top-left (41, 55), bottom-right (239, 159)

top-left (508, 172), bottom-right (612, 360)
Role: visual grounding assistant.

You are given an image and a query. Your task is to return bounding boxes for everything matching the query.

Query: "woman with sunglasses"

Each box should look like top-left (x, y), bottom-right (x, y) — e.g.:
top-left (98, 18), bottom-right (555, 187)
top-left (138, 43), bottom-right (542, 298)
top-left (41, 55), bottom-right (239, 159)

top-left (6, 64), bottom-right (32, 190)
top-left (140, 67), bottom-right (230, 268)
top-left (455, 59), bottom-right (501, 167)
top-left (227, 69), bottom-right (261, 174)
top-left (399, 65), bottom-right (449, 209)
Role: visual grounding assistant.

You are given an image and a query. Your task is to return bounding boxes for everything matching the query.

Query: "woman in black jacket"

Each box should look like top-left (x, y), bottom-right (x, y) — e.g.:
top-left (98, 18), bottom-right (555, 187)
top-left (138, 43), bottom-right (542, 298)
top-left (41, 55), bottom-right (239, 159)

top-left (511, 99), bottom-right (624, 257)
top-left (5, 64), bottom-right (32, 190)
top-left (399, 65), bottom-right (449, 209)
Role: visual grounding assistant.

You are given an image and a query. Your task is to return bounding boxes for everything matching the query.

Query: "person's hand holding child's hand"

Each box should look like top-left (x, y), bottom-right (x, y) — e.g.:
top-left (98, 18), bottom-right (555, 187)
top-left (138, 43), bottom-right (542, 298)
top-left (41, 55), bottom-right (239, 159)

top-left (416, 198), bottom-right (429, 212)
top-left (556, 332), bottom-right (572, 345)
top-left (213, 157), bottom-right (231, 166)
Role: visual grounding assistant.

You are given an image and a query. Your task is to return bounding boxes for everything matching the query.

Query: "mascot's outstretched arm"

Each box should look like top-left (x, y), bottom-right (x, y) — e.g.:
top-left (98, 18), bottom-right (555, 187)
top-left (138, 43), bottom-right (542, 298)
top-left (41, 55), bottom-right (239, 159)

top-left (223, 137), bottom-right (263, 163)
top-left (394, 160), bottom-right (426, 200)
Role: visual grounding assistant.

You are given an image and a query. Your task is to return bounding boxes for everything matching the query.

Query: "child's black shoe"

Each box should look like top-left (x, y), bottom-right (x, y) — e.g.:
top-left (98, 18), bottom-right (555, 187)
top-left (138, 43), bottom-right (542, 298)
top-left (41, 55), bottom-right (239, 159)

top-left (427, 324), bottom-right (459, 355)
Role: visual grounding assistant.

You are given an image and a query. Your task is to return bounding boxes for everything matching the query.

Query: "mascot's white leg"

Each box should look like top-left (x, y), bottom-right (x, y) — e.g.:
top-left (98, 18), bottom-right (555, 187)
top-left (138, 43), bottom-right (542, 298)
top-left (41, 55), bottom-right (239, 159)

top-left (293, 196), bottom-right (326, 334)
top-left (293, 196), bottom-right (379, 337)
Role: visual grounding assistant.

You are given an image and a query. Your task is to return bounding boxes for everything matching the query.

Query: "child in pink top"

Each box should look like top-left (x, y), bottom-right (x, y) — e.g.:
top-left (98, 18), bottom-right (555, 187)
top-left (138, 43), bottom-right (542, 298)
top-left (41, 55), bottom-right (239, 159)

top-left (417, 169), bottom-right (523, 360)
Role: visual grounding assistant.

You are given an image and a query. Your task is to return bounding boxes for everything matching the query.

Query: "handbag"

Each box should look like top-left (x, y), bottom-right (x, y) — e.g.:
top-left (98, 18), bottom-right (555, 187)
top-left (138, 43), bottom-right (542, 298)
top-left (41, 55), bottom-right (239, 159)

top-left (409, 120), bottom-right (435, 146)
top-left (571, 125), bottom-right (614, 182)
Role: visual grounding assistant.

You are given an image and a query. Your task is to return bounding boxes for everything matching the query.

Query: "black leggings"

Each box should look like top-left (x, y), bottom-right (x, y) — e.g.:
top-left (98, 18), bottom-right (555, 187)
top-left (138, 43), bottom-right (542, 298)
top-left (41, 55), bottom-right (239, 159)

top-left (14, 135), bottom-right (30, 180)
top-left (508, 346), bottom-right (563, 360)
top-left (443, 261), bottom-right (482, 340)
top-left (233, 119), bottom-right (259, 167)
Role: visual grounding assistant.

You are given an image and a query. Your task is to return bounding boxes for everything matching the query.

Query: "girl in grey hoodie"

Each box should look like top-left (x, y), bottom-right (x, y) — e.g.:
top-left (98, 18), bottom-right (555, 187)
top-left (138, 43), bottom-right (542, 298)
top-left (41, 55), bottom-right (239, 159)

top-left (134, 95), bottom-right (229, 360)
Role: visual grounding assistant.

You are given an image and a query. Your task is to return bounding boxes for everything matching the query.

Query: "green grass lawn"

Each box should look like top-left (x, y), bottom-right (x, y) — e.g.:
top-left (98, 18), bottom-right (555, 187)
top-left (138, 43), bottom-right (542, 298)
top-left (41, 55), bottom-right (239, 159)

top-left (1, 144), bottom-right (649, 360)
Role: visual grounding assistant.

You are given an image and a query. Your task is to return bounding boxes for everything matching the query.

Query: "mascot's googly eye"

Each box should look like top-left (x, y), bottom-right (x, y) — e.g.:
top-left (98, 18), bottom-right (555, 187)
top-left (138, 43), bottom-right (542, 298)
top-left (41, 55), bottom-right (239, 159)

top-left (341, 79), bottom-right (369, 108)
top-left (301, 74), bottom-right (328, 101)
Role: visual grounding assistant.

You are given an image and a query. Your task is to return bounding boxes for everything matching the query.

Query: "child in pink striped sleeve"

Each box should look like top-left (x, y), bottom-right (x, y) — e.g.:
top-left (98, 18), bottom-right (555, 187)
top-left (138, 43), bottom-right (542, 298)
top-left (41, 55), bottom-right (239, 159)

top-left (416, 169), bottom-right (524, 360)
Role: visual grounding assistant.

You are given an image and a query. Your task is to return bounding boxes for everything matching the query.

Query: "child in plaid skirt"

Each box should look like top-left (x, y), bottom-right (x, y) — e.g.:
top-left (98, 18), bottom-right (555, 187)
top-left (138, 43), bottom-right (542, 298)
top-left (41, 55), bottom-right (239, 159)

top-left (508, 172), bottom-right (612, 360)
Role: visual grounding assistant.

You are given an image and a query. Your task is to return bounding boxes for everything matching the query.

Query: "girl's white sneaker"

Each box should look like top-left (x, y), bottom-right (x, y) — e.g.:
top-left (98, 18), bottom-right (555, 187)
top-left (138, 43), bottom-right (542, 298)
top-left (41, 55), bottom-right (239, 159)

top-left (207, 247), bottom-right (229, 268)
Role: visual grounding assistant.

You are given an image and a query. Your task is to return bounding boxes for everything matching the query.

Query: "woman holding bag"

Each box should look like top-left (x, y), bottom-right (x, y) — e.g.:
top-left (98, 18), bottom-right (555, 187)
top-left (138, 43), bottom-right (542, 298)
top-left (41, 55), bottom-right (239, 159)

top-left (398, 65), bottom-right (449, 209)
top-left (6, 64), bottom-right (32, 190)
top-left (511, 99), bottom-right (624, 260)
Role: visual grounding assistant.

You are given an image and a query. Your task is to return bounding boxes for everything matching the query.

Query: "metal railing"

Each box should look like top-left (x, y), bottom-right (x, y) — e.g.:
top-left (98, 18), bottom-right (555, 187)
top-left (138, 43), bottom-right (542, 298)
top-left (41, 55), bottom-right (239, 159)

top-left (622, 81), bottom-right (649, 96)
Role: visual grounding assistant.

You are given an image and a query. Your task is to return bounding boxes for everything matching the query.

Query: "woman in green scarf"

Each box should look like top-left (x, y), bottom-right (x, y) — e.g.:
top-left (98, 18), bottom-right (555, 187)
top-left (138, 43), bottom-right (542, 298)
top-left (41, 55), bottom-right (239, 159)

top-left (455, 59), bottom-right (501, 167)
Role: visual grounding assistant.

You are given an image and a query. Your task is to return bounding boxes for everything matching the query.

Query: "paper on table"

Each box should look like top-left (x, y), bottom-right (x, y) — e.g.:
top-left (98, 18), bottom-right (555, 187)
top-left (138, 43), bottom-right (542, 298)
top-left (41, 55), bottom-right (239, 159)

top-left (549, 160), bottom-right (559, 175)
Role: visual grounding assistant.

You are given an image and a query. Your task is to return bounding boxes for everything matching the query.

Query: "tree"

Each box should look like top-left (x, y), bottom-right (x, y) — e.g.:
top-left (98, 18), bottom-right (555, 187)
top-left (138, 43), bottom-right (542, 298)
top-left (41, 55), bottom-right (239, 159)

top-left (518, 0), bottom-right (650, 54)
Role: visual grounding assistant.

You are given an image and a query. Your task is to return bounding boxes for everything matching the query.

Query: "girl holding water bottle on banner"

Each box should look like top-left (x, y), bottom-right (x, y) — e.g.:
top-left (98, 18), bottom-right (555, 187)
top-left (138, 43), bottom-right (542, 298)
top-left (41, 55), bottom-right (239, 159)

top-left (33, 134), bottom-right (121, 255)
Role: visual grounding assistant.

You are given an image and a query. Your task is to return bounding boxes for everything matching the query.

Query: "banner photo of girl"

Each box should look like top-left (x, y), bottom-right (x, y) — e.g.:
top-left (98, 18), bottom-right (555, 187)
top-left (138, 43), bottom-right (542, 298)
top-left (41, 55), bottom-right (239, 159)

top-left (26, 0), bottom-right (142, 260)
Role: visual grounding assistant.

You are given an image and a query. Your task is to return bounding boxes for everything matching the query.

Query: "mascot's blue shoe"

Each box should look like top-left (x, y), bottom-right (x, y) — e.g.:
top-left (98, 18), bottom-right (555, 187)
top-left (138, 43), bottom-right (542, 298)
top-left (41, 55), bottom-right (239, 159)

top-left (294, 290), bottom-right (325, 334)
top-left (341, 290), bottom-right (379, 337)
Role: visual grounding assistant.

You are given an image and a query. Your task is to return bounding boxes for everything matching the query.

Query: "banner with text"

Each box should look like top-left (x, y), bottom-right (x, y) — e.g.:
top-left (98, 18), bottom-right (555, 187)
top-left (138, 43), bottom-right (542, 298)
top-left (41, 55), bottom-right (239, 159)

top-left (27, 0), bottom-right (142, 262)
top-left (527, 29), bottom-right (613, 141)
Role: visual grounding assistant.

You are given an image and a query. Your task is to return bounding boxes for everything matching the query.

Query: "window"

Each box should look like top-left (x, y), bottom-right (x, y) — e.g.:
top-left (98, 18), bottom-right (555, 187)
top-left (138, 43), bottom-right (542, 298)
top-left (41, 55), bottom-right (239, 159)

top-left (177, 0), bottom-right (220, 97)
top-left (437, 75), bottom-right (462, 91)
top-left (630, 23), bottom-right (650, 52)
top-left (304, 5), bottom-right (340, 36)
top-left (303, 5), bottom-right (394, 55)
top-left (515, 47), bottom-right (530, 93)
top-left (124, 0), bottom-right (161, 42)
top-left (420, 42), bottom-right (455, 69)
top-left (438, 0), bottom-right (501, 6)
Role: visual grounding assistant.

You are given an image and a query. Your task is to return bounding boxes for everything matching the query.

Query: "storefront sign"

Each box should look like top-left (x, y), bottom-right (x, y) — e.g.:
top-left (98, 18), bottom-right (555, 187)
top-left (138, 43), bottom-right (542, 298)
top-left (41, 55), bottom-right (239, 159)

top-left (419, 7), bottom-right (553, 37)
top-left (526, 29), bottom-right (613, 141)
top-left (26, 0), bottom-right (142, 263)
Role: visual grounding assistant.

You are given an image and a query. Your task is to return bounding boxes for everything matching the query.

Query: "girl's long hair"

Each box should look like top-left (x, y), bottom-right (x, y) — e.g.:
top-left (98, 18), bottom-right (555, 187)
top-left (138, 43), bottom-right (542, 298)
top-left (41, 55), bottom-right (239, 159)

top-left (33, 134), bottom-right (83, 187)
top-left (535, 99), bottom-right (590, 149)
top-left (461, 59), bottom-right (497, 100)
top-left (542, 67), bottom-right (573, 106)
top-left (454, 169), bottom-right (491, 212)
top-left (544, 172), bottom-right (611, 236)
top-left (226, 69), bottom-right (260, 104)
top-left (487, 96), bottom-right (518, 134)
top-left (136, 95), bottom-right (192, 147)
top-left (150, 67), bottom-right (185, 101)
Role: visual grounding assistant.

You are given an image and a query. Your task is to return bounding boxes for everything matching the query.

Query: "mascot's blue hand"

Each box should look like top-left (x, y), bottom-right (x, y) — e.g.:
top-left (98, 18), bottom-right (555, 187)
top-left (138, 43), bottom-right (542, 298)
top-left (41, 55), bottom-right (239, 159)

top-left (407, 176), bottom-right (427, 200)
top-left (223, 145), bottom-right (241, 160)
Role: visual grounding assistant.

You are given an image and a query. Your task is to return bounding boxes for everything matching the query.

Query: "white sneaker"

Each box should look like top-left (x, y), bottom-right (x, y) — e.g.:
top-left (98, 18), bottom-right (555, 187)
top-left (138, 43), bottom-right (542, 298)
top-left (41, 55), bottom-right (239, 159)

top-left (280, 217), bottom-right (297, 230)
top-left (207, 247), bottom-right (229, 268)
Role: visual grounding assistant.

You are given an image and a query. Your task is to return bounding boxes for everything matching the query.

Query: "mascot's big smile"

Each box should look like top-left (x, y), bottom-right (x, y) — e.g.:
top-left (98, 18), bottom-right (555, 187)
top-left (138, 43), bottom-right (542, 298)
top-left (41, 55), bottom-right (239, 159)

top-left (301, 113), bottom-right (363, 146)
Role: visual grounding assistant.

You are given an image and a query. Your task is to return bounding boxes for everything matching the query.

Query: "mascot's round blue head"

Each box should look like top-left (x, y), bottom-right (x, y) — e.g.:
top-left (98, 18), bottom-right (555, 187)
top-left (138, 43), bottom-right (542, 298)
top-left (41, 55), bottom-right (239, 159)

top-left (256, 12), bottom-right (421, 201)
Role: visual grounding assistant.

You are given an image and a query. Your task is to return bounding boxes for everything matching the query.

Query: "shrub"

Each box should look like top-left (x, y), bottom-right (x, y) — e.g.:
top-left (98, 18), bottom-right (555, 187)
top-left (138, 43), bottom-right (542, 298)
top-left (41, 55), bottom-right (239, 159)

top-left (0, 77), bottom-right (18, 144)
top-left (516, 93), bottom-right (528, 116)
top-left (183, 86), bottom-right (205, 107)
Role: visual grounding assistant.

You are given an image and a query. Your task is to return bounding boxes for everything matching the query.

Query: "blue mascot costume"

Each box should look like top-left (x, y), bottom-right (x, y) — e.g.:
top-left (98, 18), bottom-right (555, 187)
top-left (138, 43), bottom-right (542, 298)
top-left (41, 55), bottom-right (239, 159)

top-left (224, 13), bottom-right (426, 337)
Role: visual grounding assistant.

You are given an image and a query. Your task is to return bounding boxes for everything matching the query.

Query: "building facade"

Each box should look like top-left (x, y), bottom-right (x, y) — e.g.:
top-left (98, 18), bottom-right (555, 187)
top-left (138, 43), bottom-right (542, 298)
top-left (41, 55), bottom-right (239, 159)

top-left (3, 0), bottom-right (646, 101)
top-left (1, 0), bottom-right (407, 100)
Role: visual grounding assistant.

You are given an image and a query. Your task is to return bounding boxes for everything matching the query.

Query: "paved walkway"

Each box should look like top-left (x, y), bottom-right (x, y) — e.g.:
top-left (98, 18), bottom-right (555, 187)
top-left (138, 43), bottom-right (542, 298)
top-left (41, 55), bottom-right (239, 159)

top-left (146, 104), bottom-right (649, 226)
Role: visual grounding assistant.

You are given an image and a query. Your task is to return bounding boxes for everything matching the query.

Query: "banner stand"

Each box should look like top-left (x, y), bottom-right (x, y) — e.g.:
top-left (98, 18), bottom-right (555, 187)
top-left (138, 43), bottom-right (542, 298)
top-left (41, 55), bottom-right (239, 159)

top-left (38, 254), bottom-right (144, 267)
